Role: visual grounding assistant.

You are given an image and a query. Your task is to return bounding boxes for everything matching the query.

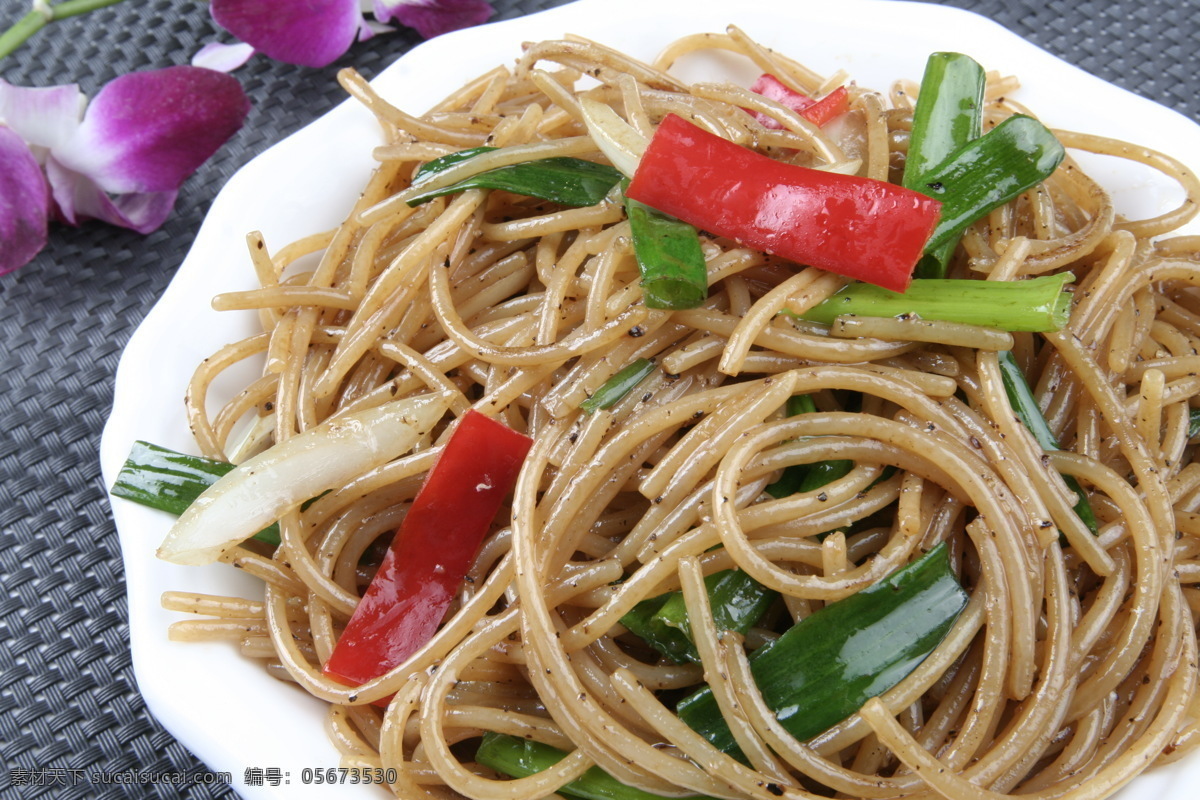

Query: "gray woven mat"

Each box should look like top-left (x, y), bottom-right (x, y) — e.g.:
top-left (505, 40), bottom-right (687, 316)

top-left (0, 1), bottom-right (1196, 798)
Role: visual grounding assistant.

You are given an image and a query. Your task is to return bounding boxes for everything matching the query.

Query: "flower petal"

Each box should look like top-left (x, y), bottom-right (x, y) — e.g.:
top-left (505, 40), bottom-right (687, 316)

top-left (358, 19), bottom-right (395, 41)
top-left (0, 126), bottom-right (50, 274)
top-left (0, 79), bottom-right (85, 155)
top-left (211, 0), bottom-right (363, 68)
top-left (45, 156), bottom-right (177, 235)
top-left (52, 66), bottom-right (249, 195)
top-left (192, 41), bottom-right (257, 72)
top-left (374, 0), bottom-right (493, 38)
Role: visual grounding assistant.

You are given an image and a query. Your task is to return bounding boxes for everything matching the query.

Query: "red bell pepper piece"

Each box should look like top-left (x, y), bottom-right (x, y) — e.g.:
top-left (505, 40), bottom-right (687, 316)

top-left (323, 409), bottom-right (532, 687)
top-left (799, 85), bottom-right (850, 127)
top-left (624, 114), bottom-right (941, 293)
top-left (748, 74), bottom-right (849, 129)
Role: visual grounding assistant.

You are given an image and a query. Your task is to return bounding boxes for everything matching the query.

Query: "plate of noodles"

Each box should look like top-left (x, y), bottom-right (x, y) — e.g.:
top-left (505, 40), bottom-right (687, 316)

top-left (100, 0), bottom-right (1200, 798)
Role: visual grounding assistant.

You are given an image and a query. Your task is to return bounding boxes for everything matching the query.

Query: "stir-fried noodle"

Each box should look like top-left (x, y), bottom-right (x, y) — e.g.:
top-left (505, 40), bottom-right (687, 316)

top-left (158, 28), bottom-right (1200, 800)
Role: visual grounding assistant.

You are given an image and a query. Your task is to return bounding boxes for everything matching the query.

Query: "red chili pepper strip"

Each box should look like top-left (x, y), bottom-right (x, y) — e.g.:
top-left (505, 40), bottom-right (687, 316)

top-left (323, 410), bottom-right (532, 687)
top-left (625, 114), bottom-right (942, 293)
top-left (748, 75), bottom-right (849, 129)
top-left (800, 85), bottom-right (850, 127)
top-left (749, 73), bottom-right (815, 127)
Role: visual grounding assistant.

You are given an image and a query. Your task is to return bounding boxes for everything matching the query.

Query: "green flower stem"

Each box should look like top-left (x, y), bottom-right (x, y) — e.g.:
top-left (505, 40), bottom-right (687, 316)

top-left (0, 0), bottom-right (129, 61)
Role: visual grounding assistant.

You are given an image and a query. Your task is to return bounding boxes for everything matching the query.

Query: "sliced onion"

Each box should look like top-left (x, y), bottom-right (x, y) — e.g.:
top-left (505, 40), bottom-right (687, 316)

top-left (157, 393), bottom-right (449, 565)
top-left (579, 97), bottom-right (647, 178)
top-left (226, 409), bottom-right (276, 463)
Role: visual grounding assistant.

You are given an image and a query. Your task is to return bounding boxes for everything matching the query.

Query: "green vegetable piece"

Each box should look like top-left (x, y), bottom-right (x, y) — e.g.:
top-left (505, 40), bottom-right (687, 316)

top-left (920, 114), bottom-right (1066, 253)
top-left (995, 350), bottom-right (1062, 452)
top-left (624, 195), bottom-right (708, 310)
top-left (1190, 408), bottom-right (1200, 440)
top-left (676, 542), bottom-right (968, 755)
top-left (764, 398), bottom-right (814, 499)
top-left (111, 441), bottom-right (281, 546)
top-left (764, 395), bottom-right (852, 499)
top-left (412, 146), bottom-right (498, 184)
top-left (761, 394), bottom-right (855, 542)
top-left (580, 359), bottom-right (657, 413)
top-left (996, 350), bottom-right (1099, 533)
top-left (800, 273), bottom-right (1073, 333)
top-left (903, 54), bottom-right (987, 186)
top-left (620, 568), bottom-right (777, 664)
top-left (797, 458), bottom-right (853, 493)
top-left (476, 732), bottom-right (717, 800)
top-left (406, 157), bottom-right (624, 208)
top-left (902, 52), bottom-right (986, 278)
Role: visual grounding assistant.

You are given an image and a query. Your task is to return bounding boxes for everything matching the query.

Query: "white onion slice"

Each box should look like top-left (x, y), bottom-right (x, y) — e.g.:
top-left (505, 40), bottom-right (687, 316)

top-left (579, 97), bottom-right (647, 178)
top-left (157, 393), bottom-right (449, 565)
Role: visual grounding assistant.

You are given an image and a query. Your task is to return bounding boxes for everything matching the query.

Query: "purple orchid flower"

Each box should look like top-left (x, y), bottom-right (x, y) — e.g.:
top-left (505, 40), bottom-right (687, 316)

top-left (374, 0), bottom-right (495, 40)
top-left (210, 0), bottom-right (365, 69)
top-left (0, 126), bottom-right (50, 274)
top-left (203, 0), bottom-right (494, 69)
top-left (0, 67), bottom-right (249, 276)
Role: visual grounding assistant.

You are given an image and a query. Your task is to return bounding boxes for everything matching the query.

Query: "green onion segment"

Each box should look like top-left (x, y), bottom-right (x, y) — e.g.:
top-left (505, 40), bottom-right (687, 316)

top-left (676, 543), bottom-right (968, 755)
top-left (902, 52), bottom-right (986, 278)
top-left (801, 273), bottom-right (1074, 333)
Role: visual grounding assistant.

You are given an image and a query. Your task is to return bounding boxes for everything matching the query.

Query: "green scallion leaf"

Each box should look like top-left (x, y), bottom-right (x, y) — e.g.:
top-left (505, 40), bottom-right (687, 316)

top-left (996, 350), bottom-right (1099, 533)
top-left (620, 568), bottom-right (776, 664)
top-left (111, 441), bottom-right (281, 546)
top-left (800, 273), bottom-right (1074, 333)
top-left (580, 359), bottom-right (657, 413)
top-left (676, 542), bottom-right (968, 755)
top-left (406, 157), bottom-right (623, 208)
top-left (902, 52), bottom-right (986, 278)
top-left (475, 732), bottom-right (716, 800)
top-left (920, 114), bottom-right (1066, 254)
top-left (624, 195), bottom-right (708, 310)
top-left (412, 145), bottom-right (497, 184)
top-left (764, 394), bottom-right (819, 499)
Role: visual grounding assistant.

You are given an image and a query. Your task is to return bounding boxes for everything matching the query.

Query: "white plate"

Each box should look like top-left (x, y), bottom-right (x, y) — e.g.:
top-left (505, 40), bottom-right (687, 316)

top-left (99, 0), bottom-right (1200, 797)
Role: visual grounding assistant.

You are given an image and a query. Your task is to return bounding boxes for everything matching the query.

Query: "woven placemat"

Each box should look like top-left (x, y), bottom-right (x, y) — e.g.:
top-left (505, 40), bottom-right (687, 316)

top-left (0, 1), bottom-right (1196, 798)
